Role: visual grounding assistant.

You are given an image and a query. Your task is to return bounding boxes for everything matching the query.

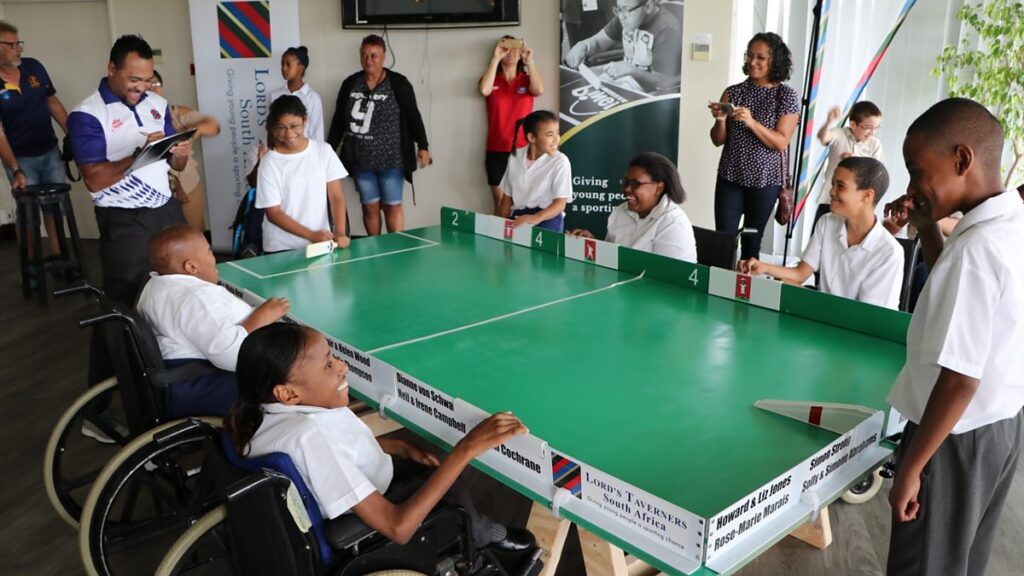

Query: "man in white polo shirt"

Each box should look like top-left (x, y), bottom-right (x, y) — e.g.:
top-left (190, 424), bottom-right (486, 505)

top-left (68, 35), bottom-right (191, 440)
top-left (885, 98), bottom-right (1024, 576)
top-left (68, 34), bottom-right (189, 306)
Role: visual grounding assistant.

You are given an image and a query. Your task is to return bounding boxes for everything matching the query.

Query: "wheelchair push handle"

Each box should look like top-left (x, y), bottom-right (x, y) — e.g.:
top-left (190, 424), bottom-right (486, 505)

top-left (54, 282), bottom-right (105, 300)
top-left (78, 309), bottom-right (132, 329)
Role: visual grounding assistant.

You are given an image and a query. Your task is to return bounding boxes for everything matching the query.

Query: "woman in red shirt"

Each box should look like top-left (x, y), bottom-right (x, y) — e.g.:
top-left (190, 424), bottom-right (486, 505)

top-left (479, 36), bottom-right (544, 215)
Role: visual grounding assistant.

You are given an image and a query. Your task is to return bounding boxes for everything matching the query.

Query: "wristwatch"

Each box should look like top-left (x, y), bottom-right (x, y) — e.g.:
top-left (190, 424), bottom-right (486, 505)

top-left (12, 166), bottom-right (23, 175)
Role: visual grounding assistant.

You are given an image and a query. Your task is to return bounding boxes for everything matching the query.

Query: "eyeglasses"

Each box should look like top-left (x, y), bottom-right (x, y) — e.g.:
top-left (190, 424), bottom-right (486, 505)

top-left (744, 51), bottom-right (771, 63)
top-left (620, 177), bottom-right (658, 190)
top-left (0, 41), bottom-right (25, 49)
top-left (612, 0), bottom-right (649, 17)
top-left (854, 121), bottom-right (881, 134)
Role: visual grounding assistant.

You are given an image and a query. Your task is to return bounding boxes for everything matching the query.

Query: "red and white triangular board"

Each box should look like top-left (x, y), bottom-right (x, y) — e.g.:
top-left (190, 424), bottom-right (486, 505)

top-left (754, 399), bottom-right (875, 435)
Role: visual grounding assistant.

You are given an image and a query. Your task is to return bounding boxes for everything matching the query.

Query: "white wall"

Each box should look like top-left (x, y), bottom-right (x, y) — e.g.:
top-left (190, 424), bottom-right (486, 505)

top-left (678, 0), bottom-right (738, 230)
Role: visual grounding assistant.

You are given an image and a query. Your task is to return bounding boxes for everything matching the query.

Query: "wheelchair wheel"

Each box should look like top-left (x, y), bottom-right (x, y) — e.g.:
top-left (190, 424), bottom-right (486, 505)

top-left (154, 505), bottom-right (234, 576)
top-left (44, 377), bottom-right (128, 527)
top-left (80, 418), bottom-right (220, 576)
top-left (840, 467), bottom-right (885, 504)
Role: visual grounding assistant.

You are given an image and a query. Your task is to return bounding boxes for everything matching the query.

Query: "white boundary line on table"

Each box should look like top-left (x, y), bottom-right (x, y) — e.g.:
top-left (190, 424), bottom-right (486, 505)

top-left (368, 270), bottom-right (646, 354)
top-left (224, 233), bottom-right (440, 280)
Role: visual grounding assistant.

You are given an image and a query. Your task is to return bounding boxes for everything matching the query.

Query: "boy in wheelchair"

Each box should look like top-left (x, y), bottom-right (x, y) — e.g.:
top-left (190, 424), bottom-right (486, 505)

top-left (137, 224), bottom-right (290, 416)
top-left (224, 323), bottom-right (537, 555)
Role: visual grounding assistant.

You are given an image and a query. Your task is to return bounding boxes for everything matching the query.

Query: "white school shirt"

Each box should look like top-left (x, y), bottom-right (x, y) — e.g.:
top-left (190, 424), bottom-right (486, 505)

top-left (817, 127), bottom-right (885, 205)
top-left (269, 83), bottom-right (325, 141)
top-left (249, 404), bottom-right (394, 519)
top-left (256, 139), bottom-right (348, 252)
top-left (802, 213), bottom-right (904, 309)
top-left (605, 194), bottom-right (697, 263)
top-left (889, 192), bottom-right (1024, 434)
top-left (136, 273), bottom-right (252, 371)
top-left (500, 147), bottom-right (573, 211)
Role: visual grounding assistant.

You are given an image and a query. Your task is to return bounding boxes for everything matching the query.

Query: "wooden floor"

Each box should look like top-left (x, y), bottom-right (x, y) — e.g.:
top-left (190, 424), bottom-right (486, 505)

top-left (1, 237), bottom-right (1022, 576)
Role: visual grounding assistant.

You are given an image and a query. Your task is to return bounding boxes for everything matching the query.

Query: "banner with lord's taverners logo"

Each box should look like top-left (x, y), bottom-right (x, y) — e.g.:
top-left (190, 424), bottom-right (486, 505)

top-left (189, 0), bottom-right (300, 250)
top-left (559, 0), bottom-right (683, 238)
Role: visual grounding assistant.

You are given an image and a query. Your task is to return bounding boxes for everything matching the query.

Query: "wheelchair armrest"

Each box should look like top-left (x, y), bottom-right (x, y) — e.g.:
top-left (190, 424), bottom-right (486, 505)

top-left (324, 513), bottom-right (378, 550)
top-left (225, 471), bottom-right (292, 502)
top-left (152, 417), bottom-right (219, 445)
top-left (323, 502), bottom-right (475, 553)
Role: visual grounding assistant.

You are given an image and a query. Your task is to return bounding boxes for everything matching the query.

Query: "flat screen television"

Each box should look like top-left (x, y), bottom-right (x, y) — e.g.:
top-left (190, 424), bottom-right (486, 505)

top-left (342, 0), bottom-right (520, 29)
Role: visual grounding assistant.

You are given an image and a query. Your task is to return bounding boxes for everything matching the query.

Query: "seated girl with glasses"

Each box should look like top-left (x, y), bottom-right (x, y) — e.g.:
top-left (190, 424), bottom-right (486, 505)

top-left (568, 152), bottom-right (696, 263)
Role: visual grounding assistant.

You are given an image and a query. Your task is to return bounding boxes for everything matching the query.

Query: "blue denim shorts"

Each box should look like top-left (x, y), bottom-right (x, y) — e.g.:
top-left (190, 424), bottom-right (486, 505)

top-left (6, 147), bottom-right (66, 215)
top-left (5, 146), bottom-right (65, 187)
top-left (352, 168), bottom-right (405, 206)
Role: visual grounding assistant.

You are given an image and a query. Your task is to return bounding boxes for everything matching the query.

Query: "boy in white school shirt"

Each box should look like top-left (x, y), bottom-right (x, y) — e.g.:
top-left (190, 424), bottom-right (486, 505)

top-left (739, 156), bottom-right (904, 309)
top-left (884, 98), bottom-right (1024, 576)
top-left (813, 101), bottom-right (885, 230)
top-left (136, 224), bottom-right (290, 417)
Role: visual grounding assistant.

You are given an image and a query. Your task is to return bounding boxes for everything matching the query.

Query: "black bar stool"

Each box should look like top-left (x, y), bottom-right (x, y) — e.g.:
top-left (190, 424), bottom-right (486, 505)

top-left (13, 183), bottom-right (89, 305)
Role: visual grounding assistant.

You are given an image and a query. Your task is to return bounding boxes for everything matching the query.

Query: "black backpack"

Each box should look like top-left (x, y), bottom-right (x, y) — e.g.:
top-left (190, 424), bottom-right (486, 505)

top-left (231, 187), bottom-right (264, 258)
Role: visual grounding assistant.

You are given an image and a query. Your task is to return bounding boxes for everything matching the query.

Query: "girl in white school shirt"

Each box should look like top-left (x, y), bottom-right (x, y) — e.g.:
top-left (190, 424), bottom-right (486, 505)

top-left (256, 95), bottom-right (349, 253)
top-left (498, 110), bottom-right (573, 232)
top-left (224, 323), bottom-right (534, 550)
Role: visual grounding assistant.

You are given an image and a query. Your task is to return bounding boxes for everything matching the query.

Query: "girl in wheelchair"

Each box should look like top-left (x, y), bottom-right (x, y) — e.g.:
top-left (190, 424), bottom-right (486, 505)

top-left (224, 323), bottom-right (536, 552)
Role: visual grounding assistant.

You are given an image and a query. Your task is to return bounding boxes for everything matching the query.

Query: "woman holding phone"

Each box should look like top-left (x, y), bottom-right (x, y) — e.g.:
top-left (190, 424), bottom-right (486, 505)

top-left (708, 32), bottom-right (799, 260)
top-left (479, 36), bottom-right (544, 215)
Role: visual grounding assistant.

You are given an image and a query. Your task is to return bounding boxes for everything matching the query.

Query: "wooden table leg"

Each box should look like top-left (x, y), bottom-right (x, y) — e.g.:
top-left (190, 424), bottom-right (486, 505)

top-left (352, 403), bottom-right (405, 437)
top-left (526, 501), bottom-right (572, 576)
top-left (789, 506), bottom-right (833, 549)
top-left (578, 525), bottom-right (630, 576)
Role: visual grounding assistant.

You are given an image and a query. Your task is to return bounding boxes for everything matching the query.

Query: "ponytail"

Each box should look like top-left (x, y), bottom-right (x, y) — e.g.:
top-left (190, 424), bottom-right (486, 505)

top-left (510, 117), bottom-right (527, 154)
top-left (511, 110), bottom-right (558, 154)
top-left (223, 323), bottom-right (311, 455)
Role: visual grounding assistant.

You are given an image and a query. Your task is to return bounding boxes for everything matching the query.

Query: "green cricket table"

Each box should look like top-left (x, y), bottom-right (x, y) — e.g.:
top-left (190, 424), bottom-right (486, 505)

top-left (217, 208), bottom-right (909, 575)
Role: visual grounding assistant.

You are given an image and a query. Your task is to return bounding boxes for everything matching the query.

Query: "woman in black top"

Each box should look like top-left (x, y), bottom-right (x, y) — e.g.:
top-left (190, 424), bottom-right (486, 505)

top-left (328, 35), bottom-right (431, 236)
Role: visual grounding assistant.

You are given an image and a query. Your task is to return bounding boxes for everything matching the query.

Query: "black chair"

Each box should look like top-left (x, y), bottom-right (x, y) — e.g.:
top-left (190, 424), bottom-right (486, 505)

top-left (896, 237), bottom-right (921, 312)
top-left (694, 226), bottom-right (739, 270)
top-left (13, 183), bottom-right (88, 305)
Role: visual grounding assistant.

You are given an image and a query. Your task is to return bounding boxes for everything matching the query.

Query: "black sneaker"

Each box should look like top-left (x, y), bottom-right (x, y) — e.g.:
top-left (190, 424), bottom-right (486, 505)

top-left (488, 527), bottom-right (536, 554)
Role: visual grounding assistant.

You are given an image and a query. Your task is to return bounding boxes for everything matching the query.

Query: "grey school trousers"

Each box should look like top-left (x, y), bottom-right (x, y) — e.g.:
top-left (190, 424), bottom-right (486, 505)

top-left (887, 409), bottom-right (1023, 576)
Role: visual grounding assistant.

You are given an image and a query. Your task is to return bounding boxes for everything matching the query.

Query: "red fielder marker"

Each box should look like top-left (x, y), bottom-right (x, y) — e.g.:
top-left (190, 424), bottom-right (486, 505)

top-left (808, 405), bottom-right (823, 426)
top-left (504, 220), bottom-right (514, 239)
top-left (735, 274), bottom-right (751, 300)
top-left (585, 239), bottom-right (597, 261)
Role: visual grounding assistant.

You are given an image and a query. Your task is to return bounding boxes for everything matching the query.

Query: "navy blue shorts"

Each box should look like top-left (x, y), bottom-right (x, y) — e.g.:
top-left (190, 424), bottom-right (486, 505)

top-left (164, 359), bottom-right (238, 418)
top-left (511, 206), bottom-right (564, 233)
